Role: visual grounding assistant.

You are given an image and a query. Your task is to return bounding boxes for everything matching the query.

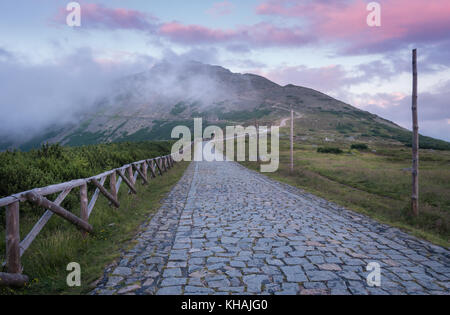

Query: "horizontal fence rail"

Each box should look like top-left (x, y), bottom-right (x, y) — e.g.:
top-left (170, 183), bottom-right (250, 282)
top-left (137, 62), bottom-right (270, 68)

top-left (0, 142), bottom-right (194, 287)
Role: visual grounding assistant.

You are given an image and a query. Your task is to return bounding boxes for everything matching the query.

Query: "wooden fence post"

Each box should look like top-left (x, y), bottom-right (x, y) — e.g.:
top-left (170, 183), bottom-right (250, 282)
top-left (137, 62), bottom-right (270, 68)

top-left (411, 48), bottom-right (419, 216)
top-left (80, 183), bottom-right (88, 223)
top-left (256, 121), bottom-right (260, 163)
top-left (156, 159), bottom-right (163, 176)
top-left (128, 165), bottom-right (135, 185)
top-left (148, 160), bottom-right (156, 178)
top-left (143, 162), bottom-right (148, 183)
top-left (163, 157), bottom-right (168, 172)
top-left (6, 201), bottom-right (21, 274)
top-left (110, 171), bottom-right (118, 202)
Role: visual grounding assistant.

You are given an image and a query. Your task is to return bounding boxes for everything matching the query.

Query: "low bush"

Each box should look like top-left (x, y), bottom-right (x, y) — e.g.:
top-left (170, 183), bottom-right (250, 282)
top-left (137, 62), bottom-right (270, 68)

top-left (351, 143), bottom-right (369, 150)
top-left (317, 147), bottom-right (343, 154)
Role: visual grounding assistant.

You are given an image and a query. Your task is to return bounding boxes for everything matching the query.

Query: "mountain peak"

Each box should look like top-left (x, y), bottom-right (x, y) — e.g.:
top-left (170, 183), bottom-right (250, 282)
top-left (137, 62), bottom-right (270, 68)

top-left (7, 61), bottom-right (448, 152)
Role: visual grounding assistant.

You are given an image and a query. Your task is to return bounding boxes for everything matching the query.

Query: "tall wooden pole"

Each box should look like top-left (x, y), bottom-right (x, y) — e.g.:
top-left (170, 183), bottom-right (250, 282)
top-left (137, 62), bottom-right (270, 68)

top-left (255, 120), bottom-right (259, 162)
top-left (411, 49), bottom-right (419, 216)
top-left (290, 105), bottom-right (294, 173)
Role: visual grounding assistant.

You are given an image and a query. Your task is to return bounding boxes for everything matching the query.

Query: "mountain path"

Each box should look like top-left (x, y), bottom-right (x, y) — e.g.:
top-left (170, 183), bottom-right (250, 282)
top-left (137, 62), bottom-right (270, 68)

top-left (92, 159), bottom-right (449, 295)
top-left (274, 105), bottom-right (303, 128)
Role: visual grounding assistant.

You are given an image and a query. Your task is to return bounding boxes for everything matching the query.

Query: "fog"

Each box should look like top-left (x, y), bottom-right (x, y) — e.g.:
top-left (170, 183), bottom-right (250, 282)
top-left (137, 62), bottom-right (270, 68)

top-left (0, 48), bottom-right (149, 143)
top-left (118, 60), bottom-right (232, 109)
top-left (0, 47), bottom-right (231, 145)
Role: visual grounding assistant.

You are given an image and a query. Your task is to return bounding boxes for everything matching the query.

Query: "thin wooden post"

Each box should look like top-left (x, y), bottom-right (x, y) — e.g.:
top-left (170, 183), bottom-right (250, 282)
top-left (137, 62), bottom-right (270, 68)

top-left (164, 157), bottom-right (168, 171)
top-left (128, 165), bottom-right (135, 185)
top-left (80, 183), bottom-right (88, 223)
top-left (155, 158), bottom-right (163, 176)
top-left (6, 201), bottom-right (21, 274)
top-left (142, 162), bottom-right (148, 182)
top-left (110, 171), bottom-right (118, 202)
top-left (148, 160), bottom-right (157, 178)
top-left (290, 105), bottom-right (294, 173)
top-left (161, 157), bottom-right (166, 172)
top-left (256, 121), bottom-right (260, 162)
top-left (411, 48), bottom-right (419, 216)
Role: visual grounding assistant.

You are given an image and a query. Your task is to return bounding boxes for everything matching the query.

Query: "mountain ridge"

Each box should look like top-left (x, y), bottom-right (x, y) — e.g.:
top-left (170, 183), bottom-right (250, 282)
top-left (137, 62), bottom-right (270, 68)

top-left (1, 61), bottom-right (449, 151)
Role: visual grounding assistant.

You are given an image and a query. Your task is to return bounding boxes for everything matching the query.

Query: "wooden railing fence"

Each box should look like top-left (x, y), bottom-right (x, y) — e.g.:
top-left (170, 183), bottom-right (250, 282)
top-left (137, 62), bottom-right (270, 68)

top-left (0, 142), bottom-right (193, 287)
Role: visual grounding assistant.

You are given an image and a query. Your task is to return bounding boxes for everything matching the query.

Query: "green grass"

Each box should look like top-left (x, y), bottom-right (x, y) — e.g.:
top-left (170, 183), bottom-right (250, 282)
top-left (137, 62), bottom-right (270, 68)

top-left (240, 136), bottom-right (450, 248)
top-left (0, 161), bottom-right (190, 295)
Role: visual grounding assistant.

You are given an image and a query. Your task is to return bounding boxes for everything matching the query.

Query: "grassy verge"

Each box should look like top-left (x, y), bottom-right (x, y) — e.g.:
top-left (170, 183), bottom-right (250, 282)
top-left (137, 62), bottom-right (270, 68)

top-left (1, 161), bottom-right (190, 295)
top-left (239, 137), bottom-right (449, 248)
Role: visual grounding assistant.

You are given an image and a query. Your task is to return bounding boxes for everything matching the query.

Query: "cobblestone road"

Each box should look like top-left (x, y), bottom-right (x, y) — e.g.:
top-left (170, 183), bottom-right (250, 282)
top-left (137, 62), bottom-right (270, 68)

top-left (93, 159), bottom-right (450, 295)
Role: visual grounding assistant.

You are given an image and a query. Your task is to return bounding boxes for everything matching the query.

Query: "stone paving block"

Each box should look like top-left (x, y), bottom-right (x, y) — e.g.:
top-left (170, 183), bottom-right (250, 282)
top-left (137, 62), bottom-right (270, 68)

top-left (113, 267), bottom-right (132, 277)
top-left (306, 270), bottom-right (339, 282)
top-left (160, 277), bottom-right (187, 287)
top-left (281, 266), bottom-right (308, 282)
top-left (243, 274), bottom-right (270, 293)
top-left (156, 286), bottom-right (183, 295)
top-left (184, 286), bottom-right (215, 294)
top-left (163, 268), bottom-right (182, 277)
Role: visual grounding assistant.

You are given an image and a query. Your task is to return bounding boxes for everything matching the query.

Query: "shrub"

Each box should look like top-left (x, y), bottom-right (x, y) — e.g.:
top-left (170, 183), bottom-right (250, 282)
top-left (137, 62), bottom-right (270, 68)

top-left (351, 143), bottom-right (369, 150)
top-left (317, 147), bottom-right (343, 154)
top-left (0, 141), bottom-right (173, 200)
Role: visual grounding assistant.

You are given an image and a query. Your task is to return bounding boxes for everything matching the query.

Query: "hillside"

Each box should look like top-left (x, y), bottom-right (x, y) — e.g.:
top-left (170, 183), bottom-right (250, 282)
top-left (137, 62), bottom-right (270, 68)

top-left (1, 61), bottom-right (449, 151)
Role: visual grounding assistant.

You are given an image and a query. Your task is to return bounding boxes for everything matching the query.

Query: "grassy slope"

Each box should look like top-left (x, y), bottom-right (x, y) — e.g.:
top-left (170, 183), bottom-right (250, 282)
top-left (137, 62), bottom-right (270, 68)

top-left (240, 124), bottom-right (450, 248)
top-left (0, 161), bottom-right (189, 295)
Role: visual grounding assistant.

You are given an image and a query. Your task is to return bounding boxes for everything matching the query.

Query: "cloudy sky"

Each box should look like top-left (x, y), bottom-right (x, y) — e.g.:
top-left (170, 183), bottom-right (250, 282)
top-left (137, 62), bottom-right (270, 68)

top-left (1, 0), bottom-right (449, 141)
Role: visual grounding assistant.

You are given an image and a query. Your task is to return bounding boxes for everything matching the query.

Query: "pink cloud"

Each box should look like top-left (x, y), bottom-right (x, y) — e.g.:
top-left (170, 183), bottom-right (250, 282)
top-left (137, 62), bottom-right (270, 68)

top-left (259, 64), bottom-right (348, 92)
top-left (54, 3), bottom-right (157, 31)
top-left (244, 23), bottom-right (311, 46)
top-left (207, 1), bottom-right (235, 16)
top-left (159, 22), bottom-right (311, 46)
top-left (257, 59), bottom-right (410, 95)
top-left (159, 22), bottom-right (238, 44)
top-left (53, 3), bottom-right (311, 48)
top-left (256, 0), bottom-right (450, 53)
top-left (51, 1), bottom-right (450, 56)
top-left (347, 88), bottom-right (450, 141)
